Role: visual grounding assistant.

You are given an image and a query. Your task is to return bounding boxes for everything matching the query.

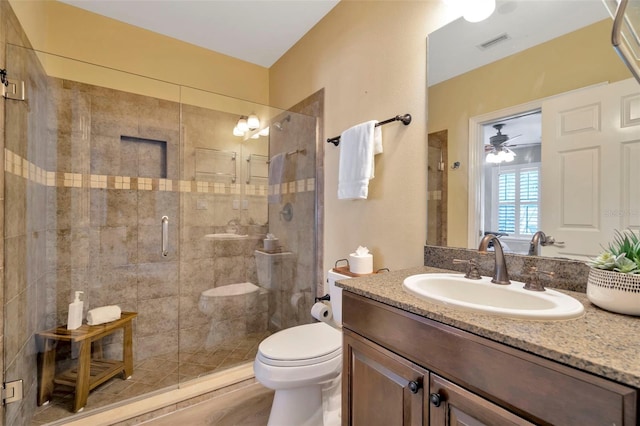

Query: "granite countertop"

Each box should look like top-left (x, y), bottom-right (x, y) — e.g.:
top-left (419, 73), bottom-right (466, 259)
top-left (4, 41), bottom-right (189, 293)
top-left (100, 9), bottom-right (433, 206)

top-left (336, 266), bottom-right (640, 389)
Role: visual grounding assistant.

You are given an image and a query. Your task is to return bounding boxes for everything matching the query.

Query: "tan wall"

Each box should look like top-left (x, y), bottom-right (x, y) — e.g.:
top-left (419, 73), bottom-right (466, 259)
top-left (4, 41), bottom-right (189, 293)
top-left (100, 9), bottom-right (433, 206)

top-left (8, 0), bottom-right (269, 104)
top-left (428, 19), bottom-right (632, 248)
top-left (270, 1), bottom-right (455, 273)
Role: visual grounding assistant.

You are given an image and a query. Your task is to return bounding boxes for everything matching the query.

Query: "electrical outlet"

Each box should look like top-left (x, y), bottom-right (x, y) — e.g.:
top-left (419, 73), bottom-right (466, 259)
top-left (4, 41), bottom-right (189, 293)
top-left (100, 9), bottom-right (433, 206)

top-left (196, 199), bottom-right (208, 210)
top-left (242, 199), bottom-right (249, 210)
top-left (232, 199), bottom-right (240, 210)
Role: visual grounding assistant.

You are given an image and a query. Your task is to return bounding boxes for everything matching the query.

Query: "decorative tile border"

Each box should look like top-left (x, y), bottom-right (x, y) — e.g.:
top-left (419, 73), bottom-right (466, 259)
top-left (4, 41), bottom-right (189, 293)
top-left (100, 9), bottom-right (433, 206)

top-left (3, 149), bottom-right (298, 196)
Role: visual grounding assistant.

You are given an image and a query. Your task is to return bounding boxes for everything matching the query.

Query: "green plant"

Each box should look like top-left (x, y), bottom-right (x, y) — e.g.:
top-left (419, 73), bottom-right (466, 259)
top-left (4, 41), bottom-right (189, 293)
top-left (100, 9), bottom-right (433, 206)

top-left (588, 229), bottom-right (640, 274)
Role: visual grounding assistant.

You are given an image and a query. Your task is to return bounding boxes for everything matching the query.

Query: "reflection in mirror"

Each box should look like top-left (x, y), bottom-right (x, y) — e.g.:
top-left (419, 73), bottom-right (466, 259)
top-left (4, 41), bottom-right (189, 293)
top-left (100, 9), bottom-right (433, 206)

top-left (482, 111), bottom-right (541, 255)
top-left (427, 0), bottom-right (637, 260)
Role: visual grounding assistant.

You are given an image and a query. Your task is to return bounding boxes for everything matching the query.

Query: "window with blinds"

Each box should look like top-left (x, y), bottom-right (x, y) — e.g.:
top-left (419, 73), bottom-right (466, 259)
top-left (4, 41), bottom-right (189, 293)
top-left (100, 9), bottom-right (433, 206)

top-left (493, 164), bottom-right (540, 238)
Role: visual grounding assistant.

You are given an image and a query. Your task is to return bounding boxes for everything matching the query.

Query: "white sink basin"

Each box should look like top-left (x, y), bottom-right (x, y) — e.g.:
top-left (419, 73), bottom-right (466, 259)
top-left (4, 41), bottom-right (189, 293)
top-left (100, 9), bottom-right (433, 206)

top-left (204, 233), bottom-right (248, 240)
top-left (402, 273), bottom-right (584, 320)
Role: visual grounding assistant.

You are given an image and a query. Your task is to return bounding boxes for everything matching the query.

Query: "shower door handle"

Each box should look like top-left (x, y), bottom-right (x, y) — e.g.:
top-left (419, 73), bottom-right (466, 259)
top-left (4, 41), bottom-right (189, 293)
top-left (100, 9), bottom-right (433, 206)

top-left (161, 216), bottom-right (169, 256)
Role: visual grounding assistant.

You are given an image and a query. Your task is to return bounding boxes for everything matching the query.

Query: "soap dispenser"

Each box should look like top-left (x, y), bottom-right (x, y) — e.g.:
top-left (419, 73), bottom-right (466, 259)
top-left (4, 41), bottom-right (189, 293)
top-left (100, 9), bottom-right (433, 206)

top-left (67, 291), bottom-right (84, 330)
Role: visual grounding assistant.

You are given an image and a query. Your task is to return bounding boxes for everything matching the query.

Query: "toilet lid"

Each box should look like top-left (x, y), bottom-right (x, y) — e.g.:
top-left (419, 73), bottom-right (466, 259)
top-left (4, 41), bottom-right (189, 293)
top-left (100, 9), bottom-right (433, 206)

top-left (258, 322), bottom-right (342, 366)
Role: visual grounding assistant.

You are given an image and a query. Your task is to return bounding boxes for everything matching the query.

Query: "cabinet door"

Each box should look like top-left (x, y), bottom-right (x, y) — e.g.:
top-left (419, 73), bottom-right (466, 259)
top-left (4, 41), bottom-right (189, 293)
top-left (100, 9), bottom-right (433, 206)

top-left (429, 374), bottom-right (534, 426)
top-left (343, 329), bottom-right (427, 426)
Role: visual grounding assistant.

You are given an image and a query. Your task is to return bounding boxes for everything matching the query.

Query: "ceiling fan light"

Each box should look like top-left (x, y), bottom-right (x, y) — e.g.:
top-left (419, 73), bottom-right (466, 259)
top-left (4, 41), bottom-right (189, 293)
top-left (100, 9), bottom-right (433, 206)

top-left (237, 117), bottom-right (249, 133)
top-left (250, 132), bottom-right (260, 139)
top-left (503, 148), bottom-right (516, 162)
top-left (486, 151), bottom-right (500, 163)
top-left (259, 126), bottom-right (270, 136)
top-left (247, 114), bottom-right (260, 130)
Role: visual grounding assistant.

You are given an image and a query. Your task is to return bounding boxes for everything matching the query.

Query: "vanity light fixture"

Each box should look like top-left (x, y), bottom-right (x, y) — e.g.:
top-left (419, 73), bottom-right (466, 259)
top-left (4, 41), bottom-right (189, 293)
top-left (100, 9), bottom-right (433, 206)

top-left (237, 116), bottom-right (249, 133)
top-left (232, 126), bottom-right (244, 137)
top-left (247, 113), bottom-right (260, 130)
top-left (233, 115), bottom-right (266, 139)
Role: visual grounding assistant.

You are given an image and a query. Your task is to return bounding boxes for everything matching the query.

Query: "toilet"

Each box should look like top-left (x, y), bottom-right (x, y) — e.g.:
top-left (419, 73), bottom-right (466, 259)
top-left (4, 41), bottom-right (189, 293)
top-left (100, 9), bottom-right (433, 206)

top-left (254, 270), bottom-right (348, 426)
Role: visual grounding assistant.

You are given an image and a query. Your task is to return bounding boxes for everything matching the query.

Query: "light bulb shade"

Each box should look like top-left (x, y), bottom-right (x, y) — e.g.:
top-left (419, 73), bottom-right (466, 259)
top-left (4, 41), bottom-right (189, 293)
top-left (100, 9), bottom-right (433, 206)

top-left (237, 117), bottom-right (249, 132)
top-left (250, 133), bottom-right (260, 139)
top-left (233, 126), bottom-right (244, 137)
top-left (247, 114), bottom-right (260, 130)
top-left (462, 0), bottom-right (495, 22)
top-left (502, 148), bottom-right (516, 162)
top-left (486, 151), bottom-right (501, 163)
top-left (259, 126), bottom-right (270, 136)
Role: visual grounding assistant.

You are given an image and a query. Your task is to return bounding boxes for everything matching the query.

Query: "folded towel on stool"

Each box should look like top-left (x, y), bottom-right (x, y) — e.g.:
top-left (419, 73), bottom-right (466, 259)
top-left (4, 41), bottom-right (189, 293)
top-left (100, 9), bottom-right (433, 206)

top-left (87, 305), bottom-right (122, 325)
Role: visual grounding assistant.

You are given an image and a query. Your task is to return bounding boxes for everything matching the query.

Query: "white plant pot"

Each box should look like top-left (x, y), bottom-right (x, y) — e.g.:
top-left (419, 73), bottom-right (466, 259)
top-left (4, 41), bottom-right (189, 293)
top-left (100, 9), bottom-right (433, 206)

top-left (587, 268), bottom-right (640, 316)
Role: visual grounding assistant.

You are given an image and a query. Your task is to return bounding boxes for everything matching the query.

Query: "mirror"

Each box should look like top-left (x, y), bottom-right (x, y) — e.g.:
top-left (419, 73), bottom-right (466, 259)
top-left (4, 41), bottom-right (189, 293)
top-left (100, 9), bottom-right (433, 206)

top-left (427, 0), bottom-right (637, 260)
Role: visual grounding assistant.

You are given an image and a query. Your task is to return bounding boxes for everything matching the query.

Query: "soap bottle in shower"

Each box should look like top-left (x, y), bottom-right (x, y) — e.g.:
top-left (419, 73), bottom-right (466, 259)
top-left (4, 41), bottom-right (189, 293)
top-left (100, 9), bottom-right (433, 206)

top-left (67, 291), bottom-right (84, 330)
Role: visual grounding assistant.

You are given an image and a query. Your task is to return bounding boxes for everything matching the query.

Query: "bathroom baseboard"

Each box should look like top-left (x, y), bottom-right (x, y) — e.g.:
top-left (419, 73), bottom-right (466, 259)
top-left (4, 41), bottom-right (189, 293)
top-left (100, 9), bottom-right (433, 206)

top-left (49, 363), bottom-right (255, 426)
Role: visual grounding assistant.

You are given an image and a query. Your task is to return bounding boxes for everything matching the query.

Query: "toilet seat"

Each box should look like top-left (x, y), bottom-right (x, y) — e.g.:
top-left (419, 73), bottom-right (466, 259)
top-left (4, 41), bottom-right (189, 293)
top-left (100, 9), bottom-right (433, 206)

top-left (257, 322), bottom-right (342, 367)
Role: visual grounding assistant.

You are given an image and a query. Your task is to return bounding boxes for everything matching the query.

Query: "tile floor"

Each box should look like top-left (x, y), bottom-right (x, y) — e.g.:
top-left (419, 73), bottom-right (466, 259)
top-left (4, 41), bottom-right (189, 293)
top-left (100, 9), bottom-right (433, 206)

top-left (140, 382), bottom-right (273, 426)
top-left (30, 331), bottom-right (270, 425)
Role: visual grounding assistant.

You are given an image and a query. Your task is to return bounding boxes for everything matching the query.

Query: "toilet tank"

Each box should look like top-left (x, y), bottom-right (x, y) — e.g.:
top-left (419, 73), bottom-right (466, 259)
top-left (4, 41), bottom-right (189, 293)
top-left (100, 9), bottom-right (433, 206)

top-left (327, 270), bottom-right (349, 326)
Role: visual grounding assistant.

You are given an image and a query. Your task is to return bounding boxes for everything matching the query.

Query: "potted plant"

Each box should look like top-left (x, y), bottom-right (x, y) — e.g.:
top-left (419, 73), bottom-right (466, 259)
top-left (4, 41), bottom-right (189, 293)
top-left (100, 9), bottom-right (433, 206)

top-left (587, 229), bottom-right (640, 316)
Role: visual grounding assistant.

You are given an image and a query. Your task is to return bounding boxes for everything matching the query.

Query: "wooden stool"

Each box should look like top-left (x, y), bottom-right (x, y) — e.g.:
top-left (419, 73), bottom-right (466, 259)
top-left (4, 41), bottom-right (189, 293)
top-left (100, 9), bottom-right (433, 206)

top-left (36, 312), bottom-right (137, 412)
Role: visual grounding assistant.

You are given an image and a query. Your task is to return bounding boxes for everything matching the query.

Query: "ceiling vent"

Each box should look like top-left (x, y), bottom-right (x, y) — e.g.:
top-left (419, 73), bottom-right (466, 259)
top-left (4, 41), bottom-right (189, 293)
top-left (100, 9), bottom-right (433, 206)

top-left (477, 33), bottom-right (511, 50)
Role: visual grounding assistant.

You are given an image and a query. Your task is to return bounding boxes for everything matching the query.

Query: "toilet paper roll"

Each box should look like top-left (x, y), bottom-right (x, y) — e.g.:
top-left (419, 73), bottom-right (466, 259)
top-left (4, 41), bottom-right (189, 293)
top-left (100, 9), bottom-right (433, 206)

top-left (311, 302), bottom-right (333, 322)
top-left (349, 253), bottom-right (373, 274)
top-left (263, 238), bottom-right (279, 252)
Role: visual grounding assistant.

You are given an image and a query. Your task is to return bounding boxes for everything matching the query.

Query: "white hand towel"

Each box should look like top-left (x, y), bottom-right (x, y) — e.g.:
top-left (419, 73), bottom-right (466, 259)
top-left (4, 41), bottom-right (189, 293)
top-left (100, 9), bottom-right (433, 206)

top-left (268, 152), bottom-right (286, 204)
top-left (87, 305), bottom-right (122, 326)
top-left (338, 120), bottom-right (382, 200)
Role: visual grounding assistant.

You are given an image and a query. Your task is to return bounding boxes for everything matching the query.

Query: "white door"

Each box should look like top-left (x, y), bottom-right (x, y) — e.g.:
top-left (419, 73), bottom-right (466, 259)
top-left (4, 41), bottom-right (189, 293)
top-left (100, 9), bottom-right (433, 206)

top-left (541, 78), bottom-right (640, 259)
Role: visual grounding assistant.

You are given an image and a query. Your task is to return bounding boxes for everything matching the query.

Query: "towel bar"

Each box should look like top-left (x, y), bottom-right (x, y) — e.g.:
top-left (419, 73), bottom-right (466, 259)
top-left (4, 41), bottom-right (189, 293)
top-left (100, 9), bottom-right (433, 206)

top-left (327, 113), bottom-right (412, 146)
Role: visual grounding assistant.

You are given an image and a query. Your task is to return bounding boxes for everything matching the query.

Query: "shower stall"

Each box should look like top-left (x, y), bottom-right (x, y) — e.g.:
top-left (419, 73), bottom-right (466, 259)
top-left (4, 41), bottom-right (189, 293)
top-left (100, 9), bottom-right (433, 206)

top-left (2, 42), bottom-right (322, 425)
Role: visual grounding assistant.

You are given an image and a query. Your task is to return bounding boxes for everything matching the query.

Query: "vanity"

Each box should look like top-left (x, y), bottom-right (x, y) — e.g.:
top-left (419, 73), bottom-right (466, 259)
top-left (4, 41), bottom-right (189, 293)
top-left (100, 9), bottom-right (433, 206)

top-left (338, 267), bottom-right (639, 425)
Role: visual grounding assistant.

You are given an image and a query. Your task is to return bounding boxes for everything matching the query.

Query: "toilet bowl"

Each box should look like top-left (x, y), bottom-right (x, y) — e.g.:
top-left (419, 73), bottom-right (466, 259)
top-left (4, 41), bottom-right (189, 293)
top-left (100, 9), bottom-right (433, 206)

top-left (254, 270), bottom-right (348, 426)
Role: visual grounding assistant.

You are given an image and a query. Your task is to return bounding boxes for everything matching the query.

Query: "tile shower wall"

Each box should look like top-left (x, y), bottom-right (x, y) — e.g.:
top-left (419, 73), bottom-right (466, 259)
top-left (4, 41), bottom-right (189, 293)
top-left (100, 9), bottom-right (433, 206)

top-left (266, 94), bottom-right (321, 330)
top-left (177, 104), bottom-right (269, 353)
top-left (41, 81), bottom-right (273, 363)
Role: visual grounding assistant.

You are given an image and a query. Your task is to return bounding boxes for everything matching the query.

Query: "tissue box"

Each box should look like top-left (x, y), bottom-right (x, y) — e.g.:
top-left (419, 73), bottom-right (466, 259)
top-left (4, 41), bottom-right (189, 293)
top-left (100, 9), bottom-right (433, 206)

top-left (349, 253), bottom-right (373, 274)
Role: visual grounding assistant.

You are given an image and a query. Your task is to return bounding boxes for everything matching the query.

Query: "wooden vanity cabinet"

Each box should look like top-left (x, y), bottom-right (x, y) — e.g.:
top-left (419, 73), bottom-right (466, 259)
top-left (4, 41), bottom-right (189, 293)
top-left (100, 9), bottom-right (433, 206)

top-left (343, 330), bottom-right (427, 425)
top-left (342, 292), bottom-right (638, 426)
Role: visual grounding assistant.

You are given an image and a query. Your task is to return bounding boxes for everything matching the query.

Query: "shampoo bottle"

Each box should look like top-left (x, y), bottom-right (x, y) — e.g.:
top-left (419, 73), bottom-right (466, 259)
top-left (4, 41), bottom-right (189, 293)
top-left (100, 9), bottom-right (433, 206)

top-left (67, 291), bottom-right (84, 330)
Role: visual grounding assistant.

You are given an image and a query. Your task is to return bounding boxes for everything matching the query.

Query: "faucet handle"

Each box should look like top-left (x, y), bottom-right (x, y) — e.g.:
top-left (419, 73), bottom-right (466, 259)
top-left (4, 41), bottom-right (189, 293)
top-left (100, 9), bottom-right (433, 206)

top-left (453, 259), bottom-right (482, 280)
top-left (524, 266), bottom-right (554, 291)
top-left (542, 236), bottom-right (565, 247)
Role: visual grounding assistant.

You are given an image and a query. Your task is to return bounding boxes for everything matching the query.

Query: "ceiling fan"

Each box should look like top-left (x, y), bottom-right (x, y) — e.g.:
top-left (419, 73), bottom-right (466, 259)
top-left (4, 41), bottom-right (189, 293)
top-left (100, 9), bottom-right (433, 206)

top-left (485, 123), bottom-right (521, 163)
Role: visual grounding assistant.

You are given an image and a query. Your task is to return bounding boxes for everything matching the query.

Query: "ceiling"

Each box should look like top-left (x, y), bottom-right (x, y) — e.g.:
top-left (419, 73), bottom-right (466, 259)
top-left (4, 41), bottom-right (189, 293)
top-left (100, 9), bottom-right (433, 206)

top-left (483, 111), bottom-right (541, 149)
top-left (428, 0), bottom-right (611, 86)
top-left (58, 0), bottom-right (340, 68)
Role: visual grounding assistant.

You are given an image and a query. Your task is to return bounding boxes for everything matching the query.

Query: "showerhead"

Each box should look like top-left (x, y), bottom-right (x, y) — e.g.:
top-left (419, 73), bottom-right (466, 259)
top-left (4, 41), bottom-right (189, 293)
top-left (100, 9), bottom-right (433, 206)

top-left (273, 115), bottom-right (291, 131)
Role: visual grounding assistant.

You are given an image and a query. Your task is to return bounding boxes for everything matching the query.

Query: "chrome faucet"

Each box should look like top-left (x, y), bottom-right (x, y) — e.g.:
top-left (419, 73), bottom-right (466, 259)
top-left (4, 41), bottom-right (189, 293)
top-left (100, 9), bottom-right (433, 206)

top-left (226, 219), bottom-right (240, 234)
top-left (478, 234), bottom-right (510, 285)
top-left (528, 231), bottom-right (564, 256)
top-left (528, 231), bottom-right (547, 256)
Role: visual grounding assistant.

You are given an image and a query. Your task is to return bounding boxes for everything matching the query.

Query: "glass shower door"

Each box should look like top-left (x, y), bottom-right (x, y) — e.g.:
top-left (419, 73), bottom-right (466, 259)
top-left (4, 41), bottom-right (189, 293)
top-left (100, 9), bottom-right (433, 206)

top-left (3, 44), bottom-right (183, 425)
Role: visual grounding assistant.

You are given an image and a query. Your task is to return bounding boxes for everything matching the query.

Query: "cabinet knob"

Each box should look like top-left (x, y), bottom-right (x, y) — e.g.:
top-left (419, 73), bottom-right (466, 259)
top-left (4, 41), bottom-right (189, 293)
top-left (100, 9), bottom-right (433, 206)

top-left (429, 393), bottom-right (442, 407)
top-left (408, 380), bottom-right (421, 394)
